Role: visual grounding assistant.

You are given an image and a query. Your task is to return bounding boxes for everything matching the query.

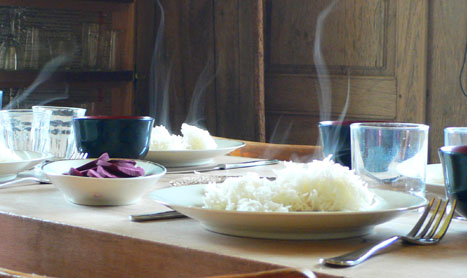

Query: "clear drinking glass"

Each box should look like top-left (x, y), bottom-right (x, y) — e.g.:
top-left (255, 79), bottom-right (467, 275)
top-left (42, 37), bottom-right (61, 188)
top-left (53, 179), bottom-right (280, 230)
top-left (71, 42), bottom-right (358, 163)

top-left (0, 8), bottom-right (23, 70)
top-left (444, 127), bottom-right (467, 146)
top-left (22, 27), bottom-right (41, 69)
top-left (32, 106), bottom-right (86, 159)
top-left (81, 23), bottom-right (100, 69)
top-left (98, 29), bottom-right (121, 70)
top-left (0, 109), bottom-right (52, 153)
top-left (351, 123), bottom-right (429, 197)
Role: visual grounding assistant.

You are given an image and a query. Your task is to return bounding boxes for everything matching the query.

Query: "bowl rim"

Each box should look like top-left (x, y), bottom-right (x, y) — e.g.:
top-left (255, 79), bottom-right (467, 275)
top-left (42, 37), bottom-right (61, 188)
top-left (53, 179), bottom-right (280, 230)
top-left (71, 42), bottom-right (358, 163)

top-left (439, 145), bottom-right (467, 154)
top-left (73, 116), bottom-right (154, 121)
top-left (318, 120), bottom-right (386, 127)
top-left (42, 158), bottom-right (166, 180)
top-left (350, 122), bottom-right (429, 130)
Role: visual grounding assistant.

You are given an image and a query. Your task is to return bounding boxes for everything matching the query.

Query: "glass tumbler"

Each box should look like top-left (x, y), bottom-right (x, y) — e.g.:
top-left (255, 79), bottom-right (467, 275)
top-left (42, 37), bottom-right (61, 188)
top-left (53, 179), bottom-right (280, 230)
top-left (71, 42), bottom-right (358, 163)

top-left (81, 23), bottom-right (100, 69)
top-left (0, 109), bottom-right (52, 153)
top-left (351, 123), bottom-right (429, 197)
top-left (444, 127), bottom-right (467, 146)
top-left (32, 106), bottom-right (86, 159)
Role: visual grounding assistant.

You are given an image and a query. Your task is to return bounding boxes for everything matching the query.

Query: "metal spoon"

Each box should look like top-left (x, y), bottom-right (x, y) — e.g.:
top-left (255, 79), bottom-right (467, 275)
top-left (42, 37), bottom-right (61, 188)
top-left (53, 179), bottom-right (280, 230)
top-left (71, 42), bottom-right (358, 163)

top-left (0, 176), bottom-right (51, 189)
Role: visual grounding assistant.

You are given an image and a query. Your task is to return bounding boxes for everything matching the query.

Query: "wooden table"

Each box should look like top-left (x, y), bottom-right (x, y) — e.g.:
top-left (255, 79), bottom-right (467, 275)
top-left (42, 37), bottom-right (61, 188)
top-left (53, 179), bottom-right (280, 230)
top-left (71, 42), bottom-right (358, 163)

top-left (0, 156), bottom-right (465, 278)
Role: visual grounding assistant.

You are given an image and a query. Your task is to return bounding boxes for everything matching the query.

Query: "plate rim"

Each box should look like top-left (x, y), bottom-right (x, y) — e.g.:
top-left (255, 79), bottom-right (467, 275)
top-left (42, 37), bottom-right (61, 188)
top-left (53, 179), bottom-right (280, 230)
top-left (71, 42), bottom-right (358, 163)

top-left (150, 185), bottom-right (428, 216)
top-left (149, 185), bottom-right (427, 239)
top-left (146, 138), bottom-right (245, 154)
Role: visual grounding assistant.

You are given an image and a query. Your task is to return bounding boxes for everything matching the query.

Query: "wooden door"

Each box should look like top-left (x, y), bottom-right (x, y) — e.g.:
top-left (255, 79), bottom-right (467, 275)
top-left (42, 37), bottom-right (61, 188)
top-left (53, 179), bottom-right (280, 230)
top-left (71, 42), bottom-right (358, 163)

top-left (264, 0), bottom-right (428, 145)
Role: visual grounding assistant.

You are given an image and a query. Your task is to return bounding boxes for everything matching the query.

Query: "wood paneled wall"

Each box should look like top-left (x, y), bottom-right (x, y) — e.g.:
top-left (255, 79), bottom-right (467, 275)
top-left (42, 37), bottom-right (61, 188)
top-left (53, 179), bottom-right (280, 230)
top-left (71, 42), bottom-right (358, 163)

top-left (427, 0), bottom-right (467, 162)
top-left (135, 0), bottom-right (466, 161)
top-left (135, 0), bottom-right (264, 141)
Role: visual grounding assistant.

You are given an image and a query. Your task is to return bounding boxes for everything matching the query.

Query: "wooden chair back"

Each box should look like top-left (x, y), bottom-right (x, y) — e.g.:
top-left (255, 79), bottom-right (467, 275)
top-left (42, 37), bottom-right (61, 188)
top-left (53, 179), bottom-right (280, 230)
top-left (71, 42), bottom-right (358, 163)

top-left (203, 268), bottom-right (316, 278)
top-left (0, 266), bottom-right (54, 278)
top-left (228, 139), bottom-right (321, 162)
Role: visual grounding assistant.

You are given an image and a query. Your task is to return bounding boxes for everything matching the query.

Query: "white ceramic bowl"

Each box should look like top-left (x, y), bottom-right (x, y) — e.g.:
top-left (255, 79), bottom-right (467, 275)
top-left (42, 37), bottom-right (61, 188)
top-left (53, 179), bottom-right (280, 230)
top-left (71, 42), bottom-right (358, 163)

top-left (0, 151), bottom-right (52, 182)
top-left (42, 159), bottom-right (166, 206)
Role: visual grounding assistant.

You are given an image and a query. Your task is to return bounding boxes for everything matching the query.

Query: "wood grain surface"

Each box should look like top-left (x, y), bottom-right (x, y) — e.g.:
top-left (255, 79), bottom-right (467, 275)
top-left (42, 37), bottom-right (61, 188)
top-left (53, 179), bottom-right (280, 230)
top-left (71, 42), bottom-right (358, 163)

top-left (427, 0), bottom-right (467, 162)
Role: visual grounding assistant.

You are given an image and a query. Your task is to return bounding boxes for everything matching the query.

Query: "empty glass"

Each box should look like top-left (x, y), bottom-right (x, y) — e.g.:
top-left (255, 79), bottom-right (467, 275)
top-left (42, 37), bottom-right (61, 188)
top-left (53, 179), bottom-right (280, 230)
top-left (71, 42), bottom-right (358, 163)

top-left (22, 27), bottom-right (41, 69)
top-left (0, 109), bottom-right (52, 153)
top-left (32, 106), bottom-right (86, 159)
top-left (99, 29), bottom-right (121, 70)
top-left (445, 127), bottom-right (467, 146)
top-left (351, 123), bottom-right (429, 197)
top-left (81, 23), bottom-right (100, 69)
top-left (0, 8), bottom-right (23, 70)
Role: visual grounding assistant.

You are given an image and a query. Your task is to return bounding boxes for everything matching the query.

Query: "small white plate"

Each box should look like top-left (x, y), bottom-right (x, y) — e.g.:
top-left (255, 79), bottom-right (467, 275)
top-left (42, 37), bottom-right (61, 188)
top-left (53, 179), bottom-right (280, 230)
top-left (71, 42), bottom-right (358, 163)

top-left (150, 185), bottom-right (427, 240)
top-left (425, 163), bottom-right (446, 197)
top-left (0, 151), bottom-right (52, 182)
top-left (144, 138), bottom-right (245, 167)
top-left (43, 159), bottom-right (166, 206)
top-left (426, 163), bottom-right (444, 186)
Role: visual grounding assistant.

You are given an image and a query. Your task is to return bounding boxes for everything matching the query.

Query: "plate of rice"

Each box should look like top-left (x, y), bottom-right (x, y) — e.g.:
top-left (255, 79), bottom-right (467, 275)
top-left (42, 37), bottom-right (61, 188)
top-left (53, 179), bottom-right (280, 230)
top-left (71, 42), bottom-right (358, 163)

top-left (150, 158), bottom-right (427, 240)
top-left (144, 124), bottom-right (245, 167)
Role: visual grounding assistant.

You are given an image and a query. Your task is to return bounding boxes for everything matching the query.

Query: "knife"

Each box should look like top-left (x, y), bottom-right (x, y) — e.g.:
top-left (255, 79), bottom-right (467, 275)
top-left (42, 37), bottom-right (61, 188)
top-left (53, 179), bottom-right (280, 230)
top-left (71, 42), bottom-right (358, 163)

top-left (130, 210), bottom-right (186, 222)
top-left (166, 159), bottom-right (280, 174)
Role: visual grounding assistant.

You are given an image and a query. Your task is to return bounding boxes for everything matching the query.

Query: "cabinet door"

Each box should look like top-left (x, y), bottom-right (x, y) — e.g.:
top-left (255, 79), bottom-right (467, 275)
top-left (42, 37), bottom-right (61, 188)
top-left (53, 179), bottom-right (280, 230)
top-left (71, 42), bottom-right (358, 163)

top-left (264, 0), bottom-right (428, 145)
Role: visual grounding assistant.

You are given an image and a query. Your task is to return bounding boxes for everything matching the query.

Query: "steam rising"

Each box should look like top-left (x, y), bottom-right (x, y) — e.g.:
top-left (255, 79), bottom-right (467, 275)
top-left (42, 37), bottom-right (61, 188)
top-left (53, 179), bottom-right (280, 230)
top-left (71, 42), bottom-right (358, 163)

top-left (185, 54), bottom-right (215, 128)
top-left (4, 54), bottom-right (73, 109)
top-left (313, 0), bottom-right (351, 161)
top-left (313, 0), bottom-right (338, 121)
top-left (149, 0), bottom-right (172, 130)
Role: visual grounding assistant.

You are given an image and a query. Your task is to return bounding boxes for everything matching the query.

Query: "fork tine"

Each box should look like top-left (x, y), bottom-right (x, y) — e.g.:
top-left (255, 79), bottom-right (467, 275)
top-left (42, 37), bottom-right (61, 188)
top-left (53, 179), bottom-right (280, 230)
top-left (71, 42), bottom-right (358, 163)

top-left (424, 200), bottom-right (449, 238)
top-left (432, 199), bottom-right (457, 240)
top-left (407, 198), bottom-right (435, 237)
top-left (416, 199), bottom-right (442, 238)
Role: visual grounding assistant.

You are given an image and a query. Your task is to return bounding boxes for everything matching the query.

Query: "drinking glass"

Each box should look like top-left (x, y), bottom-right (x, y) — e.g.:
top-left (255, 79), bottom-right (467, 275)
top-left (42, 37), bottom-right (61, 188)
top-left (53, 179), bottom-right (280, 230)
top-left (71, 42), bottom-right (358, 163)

top-left (0, 36), bottom-right (19, 70)
top-left (444, 127), bottom-right (467, 146)
top-left (99, 29), bottom-right (121, 70)
top-left (22, 27), bottom-right (41, 69)
top-left (81, 23), bottom-right (100, 69)
top-left (351, 123), bottom-right (429, 197)
top-left (0, 8), bottom-right (22, 70)
top-left (0, 109), bottom-right (52, 153)
top-left (32, 106), bottom-right (86, 159)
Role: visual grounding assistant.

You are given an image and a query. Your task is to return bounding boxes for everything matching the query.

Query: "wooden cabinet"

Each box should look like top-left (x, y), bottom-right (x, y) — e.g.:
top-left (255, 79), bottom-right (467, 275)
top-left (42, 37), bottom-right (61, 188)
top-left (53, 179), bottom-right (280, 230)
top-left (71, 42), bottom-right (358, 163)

top-left (0, 0), bottom-right (136, 115)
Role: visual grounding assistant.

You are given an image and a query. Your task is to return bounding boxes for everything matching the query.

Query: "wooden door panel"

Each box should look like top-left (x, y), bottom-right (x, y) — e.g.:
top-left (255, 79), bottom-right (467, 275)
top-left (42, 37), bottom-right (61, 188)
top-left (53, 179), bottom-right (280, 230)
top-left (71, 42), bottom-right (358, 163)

top-left (269, 0), bottom-right (388, 69)
top-left (265, 0), bottom-right (427, 147)
top-left (266, 75), bottom-right (396, 118)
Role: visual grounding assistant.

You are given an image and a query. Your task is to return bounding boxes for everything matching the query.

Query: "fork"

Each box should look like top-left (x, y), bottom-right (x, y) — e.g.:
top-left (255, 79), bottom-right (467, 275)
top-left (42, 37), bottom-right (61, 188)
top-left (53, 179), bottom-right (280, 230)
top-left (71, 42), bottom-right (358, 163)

top-left (321, 198), bottom-right (457, 267)
top-left (68, 152), bottom-right (89, 160)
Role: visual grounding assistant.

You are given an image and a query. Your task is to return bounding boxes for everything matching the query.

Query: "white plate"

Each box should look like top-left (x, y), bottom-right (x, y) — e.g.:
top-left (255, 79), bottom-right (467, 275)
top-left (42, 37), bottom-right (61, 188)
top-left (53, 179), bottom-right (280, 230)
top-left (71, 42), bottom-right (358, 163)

top-left (425, 163), bottom-right (446, 197)
top-left (150, 185), bottom-right (427, 240)
top-left (426, 163), bottom-right (444, 186)
top-left (144, 139), bottom-right (245, 167)
top-left (0, 151), bottom-right (52, 182)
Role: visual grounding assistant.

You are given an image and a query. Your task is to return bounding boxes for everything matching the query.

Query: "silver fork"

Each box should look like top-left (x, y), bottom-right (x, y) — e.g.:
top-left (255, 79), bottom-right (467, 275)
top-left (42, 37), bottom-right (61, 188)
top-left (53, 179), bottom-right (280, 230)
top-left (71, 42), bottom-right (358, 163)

top-left (0, 152), bottom-right (89, 189)
top-left (321, 198), bottom-right (457, 267)
top-left (69, 152), bottom-right (89, 160)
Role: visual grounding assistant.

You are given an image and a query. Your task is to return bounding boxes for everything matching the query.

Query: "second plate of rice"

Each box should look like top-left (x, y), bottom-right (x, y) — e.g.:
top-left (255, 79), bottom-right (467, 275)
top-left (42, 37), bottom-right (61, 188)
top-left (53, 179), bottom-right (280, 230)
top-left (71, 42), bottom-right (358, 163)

top-left (144, 138), bottom-right (245, 167)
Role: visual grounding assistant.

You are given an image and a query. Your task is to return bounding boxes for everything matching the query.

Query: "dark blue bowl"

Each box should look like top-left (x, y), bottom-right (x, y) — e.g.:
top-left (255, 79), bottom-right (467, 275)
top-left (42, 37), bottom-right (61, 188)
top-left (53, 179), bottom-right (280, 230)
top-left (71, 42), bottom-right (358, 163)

top-left (73, 116), bottom-right (154, 159)
top-left (318, 121), bottom-right (356, 168)
top-left (439, 145), bottom-right (467, 218)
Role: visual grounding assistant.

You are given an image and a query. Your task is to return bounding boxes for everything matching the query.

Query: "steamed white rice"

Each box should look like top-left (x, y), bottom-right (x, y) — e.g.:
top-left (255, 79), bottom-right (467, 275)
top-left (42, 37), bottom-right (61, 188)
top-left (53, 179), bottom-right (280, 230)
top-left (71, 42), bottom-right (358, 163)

top-left (203, 157), bottom-right (374, 212)
top-left (150, 123), bottom-right (217, 150)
